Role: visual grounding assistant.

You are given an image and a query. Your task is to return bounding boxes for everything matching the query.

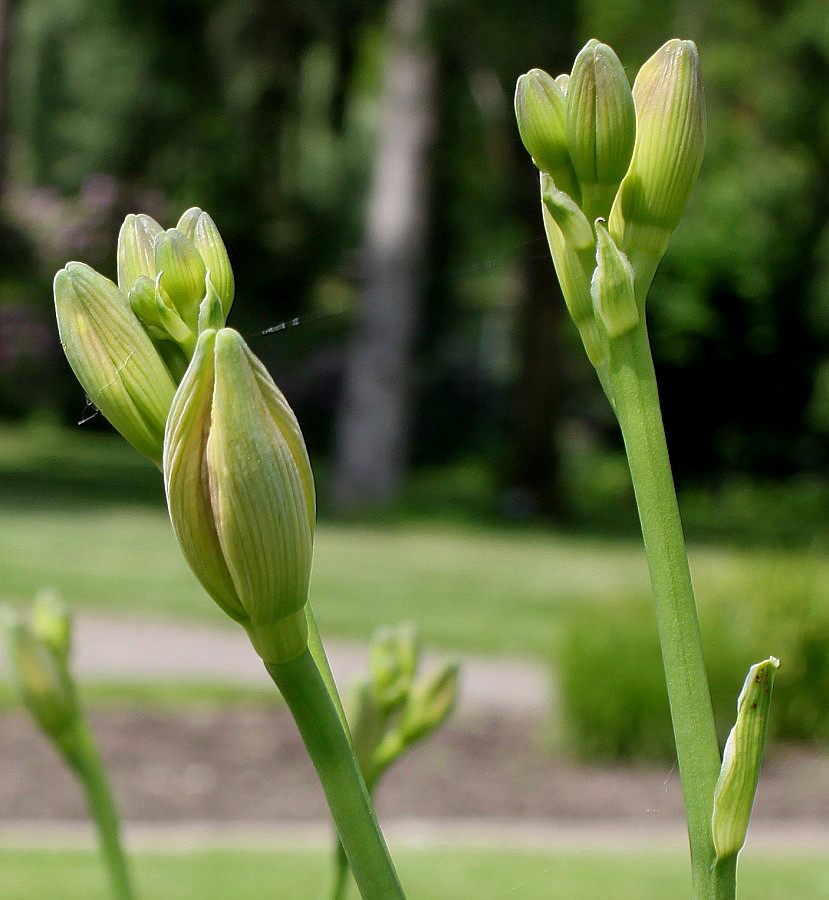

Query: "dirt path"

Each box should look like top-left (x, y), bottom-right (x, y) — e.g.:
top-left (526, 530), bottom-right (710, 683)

top-left (6, 614), bottom-right (551, 717)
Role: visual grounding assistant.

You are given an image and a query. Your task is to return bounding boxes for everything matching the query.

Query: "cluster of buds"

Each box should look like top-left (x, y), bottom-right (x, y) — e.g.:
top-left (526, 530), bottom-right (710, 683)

top-left (515, 39), bottom-right (705, 369)
top-left (349, 625), bottom-right (460, 790)
top-left (54, 212), bottom-right (316, 666)
top-left (3, 592), bottom-right (81, 762)
top-left (54, 208), bottom-right (234, 466)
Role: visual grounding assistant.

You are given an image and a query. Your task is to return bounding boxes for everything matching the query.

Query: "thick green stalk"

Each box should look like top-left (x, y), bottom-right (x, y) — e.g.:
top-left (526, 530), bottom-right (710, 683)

top-left (266, 649), bottom-right (407, 900)
top-left (606, 324), bottom-right (726, 899)
top-left (69, 722), bottom-right (136, 900)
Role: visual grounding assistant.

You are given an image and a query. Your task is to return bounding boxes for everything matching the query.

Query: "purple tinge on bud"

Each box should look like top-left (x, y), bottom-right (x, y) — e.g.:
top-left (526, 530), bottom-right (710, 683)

top-left (164, 328), bottom-right (316, 664)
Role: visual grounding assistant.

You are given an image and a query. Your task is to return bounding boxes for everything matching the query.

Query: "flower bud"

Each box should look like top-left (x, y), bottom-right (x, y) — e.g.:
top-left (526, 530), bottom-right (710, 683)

top-left (609, 39), bottom-right (706, 293)
top-left (565, 40), bottom-right (635, 219)
top-left (515, 69), bottom-right (579, 198)
top-left (712, 657), bottom-right (779, 862)
top-left (397, 660), bottom-right (460, 746)
top-left (541, 201), bottom-right (605, 368)
top-left (54, 262), bottom-right (177, 466)
top-left (154, 229), bottom-right (207, 332)
top-left (128, 275), bottom-right (195, 351)
top-left (117, 213), bottom-right (163, 295)
top-left (591, 219), bottom-right (639, 338)
top-left (177, 208), bottom-right (235, 318)
top-left (3, 612), bottom-right (78, 756)
top-left (164, 328), bottom-right (316, 664)
top-left (542, 176), bottom-right (594, 253)
top-left (31, 589), bottom-right (72, 666)
top-left (369, 624), bottom-right (419, 714)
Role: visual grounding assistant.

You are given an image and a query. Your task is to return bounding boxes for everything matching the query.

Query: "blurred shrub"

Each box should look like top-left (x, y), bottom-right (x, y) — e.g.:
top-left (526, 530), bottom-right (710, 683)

top-left (558, 558), bottom-right (829, 760)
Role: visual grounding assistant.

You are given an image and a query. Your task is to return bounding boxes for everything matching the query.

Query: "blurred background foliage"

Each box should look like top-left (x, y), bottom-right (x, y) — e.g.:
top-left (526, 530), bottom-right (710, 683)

top-left (1, 0), bottom-right (829, 520)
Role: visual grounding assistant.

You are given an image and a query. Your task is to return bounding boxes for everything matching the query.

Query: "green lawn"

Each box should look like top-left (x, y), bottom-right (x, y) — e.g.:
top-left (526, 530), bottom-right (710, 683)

top-left (0, 846), bottom-right (827, 899)
top-left (2, 423), bottom-right (829, 658)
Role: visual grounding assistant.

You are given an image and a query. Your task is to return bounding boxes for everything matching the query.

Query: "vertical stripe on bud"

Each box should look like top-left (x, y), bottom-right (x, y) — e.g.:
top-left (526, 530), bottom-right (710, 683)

top-left (712, 657), bottom-right (780, 862)
top-left (591, 219), bottom-right (639, 338)
top-left (515, 69), bottom-right (579, 199)
top-left (609, 39), bottom-right (706, 293)
top-left (164, 328), bottom-right (316, 664)
top-left (54, 262), bottom-right (176, 466)
top-left (117, 213), bottom-right (163, 295)
top-left (565, 40), bottom-right (635, 220)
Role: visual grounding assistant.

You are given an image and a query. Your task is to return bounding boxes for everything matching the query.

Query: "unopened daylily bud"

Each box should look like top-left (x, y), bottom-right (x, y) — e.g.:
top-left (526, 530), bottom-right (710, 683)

top-left (609, 39), bottom-right (706, 294)
top-left (398, 661), bottom-right (460, 746)
top-left (591, 219), bottom-right (639, 338)
top-left (542, 176), bottom-right (594, 253)
top-left (177, 208), bottom-right (235, 318)
top-left (31, 590), bottom-right (72, 666)
top-left (541, 202), bottom-right (605, 368)
top-left (3, 614), bottom-right (78, 756)
top-left (54, 262), bottom-right (176, 466)
top-left (117, 213), bottom-right (163, 295)
top-left (369, 624), bottom-right (419, 713)
top-left (566, 40), bottom-right (635, 219)
top-left (164, 328), bottom-right (316, 664)
top-left (154, 230), bottom-right (207, 332)
top-left (348, 677), bottom-right (386, 783)
top-left (198, 275), bottom-right (227, 333)
top-left (712, 657), bottom-right (779, 862)
top-left (515, 69), bottom-right (579, 198)
top-left (128, 275), bottom-right (195, 351)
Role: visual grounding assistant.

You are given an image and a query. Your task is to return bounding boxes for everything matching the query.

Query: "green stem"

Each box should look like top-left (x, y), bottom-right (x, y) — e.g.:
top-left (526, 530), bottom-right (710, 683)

top-left (69, 722), bottom-right (136, 900)
top-left (266, 649), bottom-right (407, 900)
top-left (607, 325), bottom-right (726, 899)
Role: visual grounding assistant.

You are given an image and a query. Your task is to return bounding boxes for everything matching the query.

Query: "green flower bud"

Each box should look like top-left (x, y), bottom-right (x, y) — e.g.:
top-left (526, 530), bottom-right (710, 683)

top-left (177, 208), bottom-right (235, 318)
top-left (198, 275), bottom-right (227, 333)
top-left (591, 219), bottom-right (639, 338)
top-left (31, 589), bottom-right (72, 667)
top-left (54, 262), bottom-right (177, 466)
top-left (128, 275), bottom-right (195, 351)
top-left (609, 39), bottom-right (706, 293)
top-left (515, 69), bottom-right (579, 198)
top-left (164, 328), bottom-right (316, 664)
top-left (348, 677), bottom-right (387, 785)
top-left (3, 613), bottom-right (78, 756)
top-left (555, 73), bottom-right (570, 96)
top-left (712, 657), bottom-right (779, 862)
top-left (154, 230), bottom-right (207, 332)
top-left (397, 660), bottom-right (460, 747)
top-left (116, 213), bottom-right (163, 295)
top-left (369, 624), bottom-right (419, 714)
top-left (541, 200), bottom-right (605, 368)
top-left (542, 176), bottom-right (594, 253)
top-left (566, 40), bottom-right (635, 219)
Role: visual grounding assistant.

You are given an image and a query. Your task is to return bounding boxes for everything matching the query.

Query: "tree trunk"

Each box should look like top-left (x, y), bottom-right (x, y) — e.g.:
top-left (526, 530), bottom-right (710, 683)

top-left (331, 0), bottom-right (436, 510)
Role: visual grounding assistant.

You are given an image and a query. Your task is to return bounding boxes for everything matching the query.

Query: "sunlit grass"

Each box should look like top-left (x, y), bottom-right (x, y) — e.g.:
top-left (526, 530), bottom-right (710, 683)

top-left (0, 846), bottom-right (827, 899)
top-left (2, 423), bottom-right (829, 658)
